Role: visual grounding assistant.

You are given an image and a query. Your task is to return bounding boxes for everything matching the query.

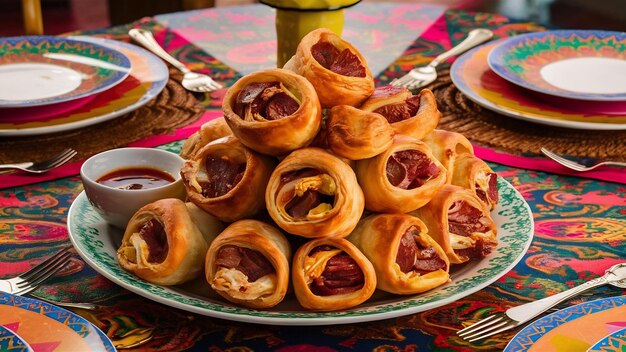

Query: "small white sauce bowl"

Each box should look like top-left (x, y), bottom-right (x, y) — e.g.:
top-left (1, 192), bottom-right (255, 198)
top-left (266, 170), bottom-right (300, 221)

top-left (80, 147), bottom-right (186, 228)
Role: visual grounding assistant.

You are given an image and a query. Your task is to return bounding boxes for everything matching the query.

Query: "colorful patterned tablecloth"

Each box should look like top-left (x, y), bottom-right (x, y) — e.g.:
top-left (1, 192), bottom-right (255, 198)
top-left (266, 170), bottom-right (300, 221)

top-left (1, 3), bottom-right (625, 351)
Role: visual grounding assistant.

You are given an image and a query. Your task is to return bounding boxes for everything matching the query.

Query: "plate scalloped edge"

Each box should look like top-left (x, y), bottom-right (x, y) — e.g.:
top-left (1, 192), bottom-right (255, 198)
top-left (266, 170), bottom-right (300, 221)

top-left (68, 176), bottom-right (533, 326)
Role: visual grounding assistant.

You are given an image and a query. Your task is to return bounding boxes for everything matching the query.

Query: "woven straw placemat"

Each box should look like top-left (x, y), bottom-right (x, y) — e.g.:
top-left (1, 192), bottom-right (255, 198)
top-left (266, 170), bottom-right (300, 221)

top-left (429, 70), bottom-right (626, 162)
top-left (0, 69), bottom-right (205, 164)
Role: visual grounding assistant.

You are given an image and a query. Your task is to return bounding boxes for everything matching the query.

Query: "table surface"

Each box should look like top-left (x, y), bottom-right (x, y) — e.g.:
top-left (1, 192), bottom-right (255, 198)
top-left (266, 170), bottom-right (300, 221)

top-left (1, 3), bottom-right (625, 351)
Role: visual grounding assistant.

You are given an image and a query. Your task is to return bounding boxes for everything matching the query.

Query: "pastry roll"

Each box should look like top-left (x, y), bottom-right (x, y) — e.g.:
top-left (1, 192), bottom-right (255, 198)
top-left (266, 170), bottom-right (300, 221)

top-left (265, 147), bottom-right (364, 238)
top-left (411, 185), bottom-right (498, 264)
top-left (359, 86), bottom-right (440, 140)
top-left (180, 117), bottom-right (233, 159)
top-left (422, 129), bottom-right (474, 183)
top-left (355, 135), bottom-right (447, 213)
top-left (283, 28), bottom-right (374, 108)
top-left (451, 154), bottom-right (499, 210)
top-left (347, 214), bottom-right (450, 295)
top-left (292, 238), bottom-right (376, 311)
top-left (326, 105), bottom-right (394, 160)
top-left (180, 136), bottom-right (275, 222)
top-left (205, 220), bottom-right (291, 309)
top-left (117, 198), bottom-right (209, 286)
top-left (222, 68), bottom-right (322, 156)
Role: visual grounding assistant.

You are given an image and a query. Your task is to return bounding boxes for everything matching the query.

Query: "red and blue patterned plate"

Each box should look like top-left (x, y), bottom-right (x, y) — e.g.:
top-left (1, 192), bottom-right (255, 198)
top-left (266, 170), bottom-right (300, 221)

top-left (0, 36), bottom-right (132, 108)
top-left (488, 30), bottom-right (626, 102)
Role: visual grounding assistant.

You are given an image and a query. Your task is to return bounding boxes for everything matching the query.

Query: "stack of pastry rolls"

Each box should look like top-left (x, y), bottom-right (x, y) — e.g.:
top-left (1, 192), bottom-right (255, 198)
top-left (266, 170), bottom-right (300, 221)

top-left (116, 27), bottom-right (500, 312)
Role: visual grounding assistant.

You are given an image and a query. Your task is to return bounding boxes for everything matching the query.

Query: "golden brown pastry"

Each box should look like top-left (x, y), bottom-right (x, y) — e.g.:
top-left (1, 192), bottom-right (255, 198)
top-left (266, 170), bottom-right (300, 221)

top-left (205, 220), bottom-right (291, 309)
top-left (411, 185), bottom-right (498, 264)
top-left (222, 68), bottom-right (322, 156)
top-left (292, 237), bottom-right (376, 311)
top-left (347, 214), bottom-right (450, 295)
top-left (451, 154), bottom-right (499, 210)
top-left (326, 105), bottom-right (394, 160)
top-left (355, 135), bottom-right (447, 213)
top-left (184, 202), bottom-right (224, 243)
top-left (117, 198), bottom-right (210, 286)
top-left (359, 86), bottom-right (440, 140)
top-left (422, 129), bottom-right (474, 183)
top-left (283, 28), bottom-right (374, 108)
top-left (265, 147), bottom-right (364, 238)
top-left (180, 117), bottom-right (233, 159)
top-left (180, 136), bottom-right (275, 222)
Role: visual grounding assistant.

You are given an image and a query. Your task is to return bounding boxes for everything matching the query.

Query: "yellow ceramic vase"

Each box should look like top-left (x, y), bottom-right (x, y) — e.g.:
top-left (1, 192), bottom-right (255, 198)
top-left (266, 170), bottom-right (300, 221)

top-left (261, 0), bottom-right (361, 68)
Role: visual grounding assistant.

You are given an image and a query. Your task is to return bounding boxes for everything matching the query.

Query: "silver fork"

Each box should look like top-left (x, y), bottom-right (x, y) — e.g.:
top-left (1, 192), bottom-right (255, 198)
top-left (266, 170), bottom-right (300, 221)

top-left (0, 246), bottom-right (99, 310)
top-left (0, 246), bottom-right (73, 295)
top-left (541, 147), bottom-right (626, 172)
top-left (391, 28), bottom-right (493, 90)
top-left (0, 148), bottom-right (77, 174)
top-left (129, 28), bottom-right (223, 93)
top-left (457, 262), bottom-right (626, 342)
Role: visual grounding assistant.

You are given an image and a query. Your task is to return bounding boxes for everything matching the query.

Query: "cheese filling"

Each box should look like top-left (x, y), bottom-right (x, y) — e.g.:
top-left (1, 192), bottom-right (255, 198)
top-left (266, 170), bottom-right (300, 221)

top-left (211, 267), bottom-right (276, 300)
top-left (303, 249), bottom-right (342, 285)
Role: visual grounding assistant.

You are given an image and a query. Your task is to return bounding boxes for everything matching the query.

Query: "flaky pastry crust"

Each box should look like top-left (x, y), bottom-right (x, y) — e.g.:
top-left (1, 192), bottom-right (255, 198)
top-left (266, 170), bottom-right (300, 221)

top-left (411, 185), bottom-right (497, 264)
top-left (181, 136), bottom-right (275, 222)
top-left (360, 87), bottom-right (440, 140)
top-left (355, 135), bottom-right (447, 213)
top-left (422, 129), bottom-right (474, 183)
top-left (117, 198), bottom-right (210, 286)
top-left (292, 238), bottom-right (376, 311)
top-left (222, 68), bottom-right (322, 156)
top-left (283, 28), bottom-right (374, 108)
top-left (348, 214), bottom-right (450, 295)
top-left (265, 147), bottom-right (364, 238)
top-left (180, 117), bottom-right (233, 159)
top-left (205, 220), bottom-right (291, 309)
top-left (327, 105), bottom-right (394, 160)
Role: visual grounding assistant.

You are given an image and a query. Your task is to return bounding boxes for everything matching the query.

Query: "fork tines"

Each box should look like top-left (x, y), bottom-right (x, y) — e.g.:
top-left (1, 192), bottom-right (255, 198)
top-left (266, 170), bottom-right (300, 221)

top-left (456, 313), bottom-right (520, 342)
top-left (13, 245), bottom-right (73, 295)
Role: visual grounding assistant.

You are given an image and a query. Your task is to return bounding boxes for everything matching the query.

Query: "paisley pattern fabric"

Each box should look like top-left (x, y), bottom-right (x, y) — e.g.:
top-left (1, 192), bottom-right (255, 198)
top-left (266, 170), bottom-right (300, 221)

top-left (0, 6), bottom-right (624, 352)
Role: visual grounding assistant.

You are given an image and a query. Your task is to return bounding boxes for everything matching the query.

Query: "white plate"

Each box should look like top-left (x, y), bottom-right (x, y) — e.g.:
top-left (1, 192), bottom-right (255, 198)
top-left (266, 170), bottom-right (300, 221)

top-left (68, 177), bottom-right (533, 326)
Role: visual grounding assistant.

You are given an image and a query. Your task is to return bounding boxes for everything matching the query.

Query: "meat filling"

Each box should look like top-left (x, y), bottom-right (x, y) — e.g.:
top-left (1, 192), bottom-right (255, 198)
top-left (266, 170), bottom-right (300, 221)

top-left (386, 150), bottom-right (440, 189)
top-left (233, 81), bottom-right (299, 121)
top-left (138, 219), bottom-right (168, 264)
top-left (374, 95), bottom-right (421, 124)
top-left (448, 201), bottom-right (496, 259)
top-left (308, 246), bottom-right (365, 296)
top-left (311, 41), bottom-right (366, 77)
top-left (215, 245), bottom-right (275, 282)
top-left (200, 156), bottom-right (246, 198)
top-left (280, 168), bottom-right (337, 220)
top-left (396, 226), bottom-right (447, 275)
top-left (475, 172), bottom-right (498, 205)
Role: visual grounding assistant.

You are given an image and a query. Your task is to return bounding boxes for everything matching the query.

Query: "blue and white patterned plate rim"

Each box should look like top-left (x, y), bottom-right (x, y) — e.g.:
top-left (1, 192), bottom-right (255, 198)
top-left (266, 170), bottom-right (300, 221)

top-left (504, 295), bottom-right (626, 351)
top-left (0, 291), bottom-right (115, 351)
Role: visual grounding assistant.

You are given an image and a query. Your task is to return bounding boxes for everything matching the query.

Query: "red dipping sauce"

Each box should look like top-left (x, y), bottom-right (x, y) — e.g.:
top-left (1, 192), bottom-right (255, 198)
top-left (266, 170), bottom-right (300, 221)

top-left (96, 167), bottom-right (175, 190)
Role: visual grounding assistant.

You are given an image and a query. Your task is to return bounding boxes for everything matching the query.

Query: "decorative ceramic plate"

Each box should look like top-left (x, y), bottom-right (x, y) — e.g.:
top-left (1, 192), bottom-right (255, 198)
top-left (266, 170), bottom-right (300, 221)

top-left (68, 177), bottom-right (533, 326)
top-left (451, 41), bottom-right (626, 130)
top-left (488, 30), bottom-right (626, 101)
top-left (504, 295), bottom-right (626, 352)
top-left (0, 36), bottom-right (132, 107)
top-left (0, 325), bottom-right (33, 352)
top-left (0, 291), bottom-right (114, 352)
top-left (587, 327), bottom-right (626, 352)
top-left (0, 36), bottom-right (168, 136)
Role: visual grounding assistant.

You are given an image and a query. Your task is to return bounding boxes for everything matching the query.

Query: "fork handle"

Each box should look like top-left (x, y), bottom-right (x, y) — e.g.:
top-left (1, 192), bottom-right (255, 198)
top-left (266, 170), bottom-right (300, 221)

top-left (0, 162), bottom-right (33, 173)
top-left (430, 28), bottom-right (494, 67)
top-left (129, 28), bottom-right (190, 74)
top-left (506, 275), bottom-right (608, 324)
